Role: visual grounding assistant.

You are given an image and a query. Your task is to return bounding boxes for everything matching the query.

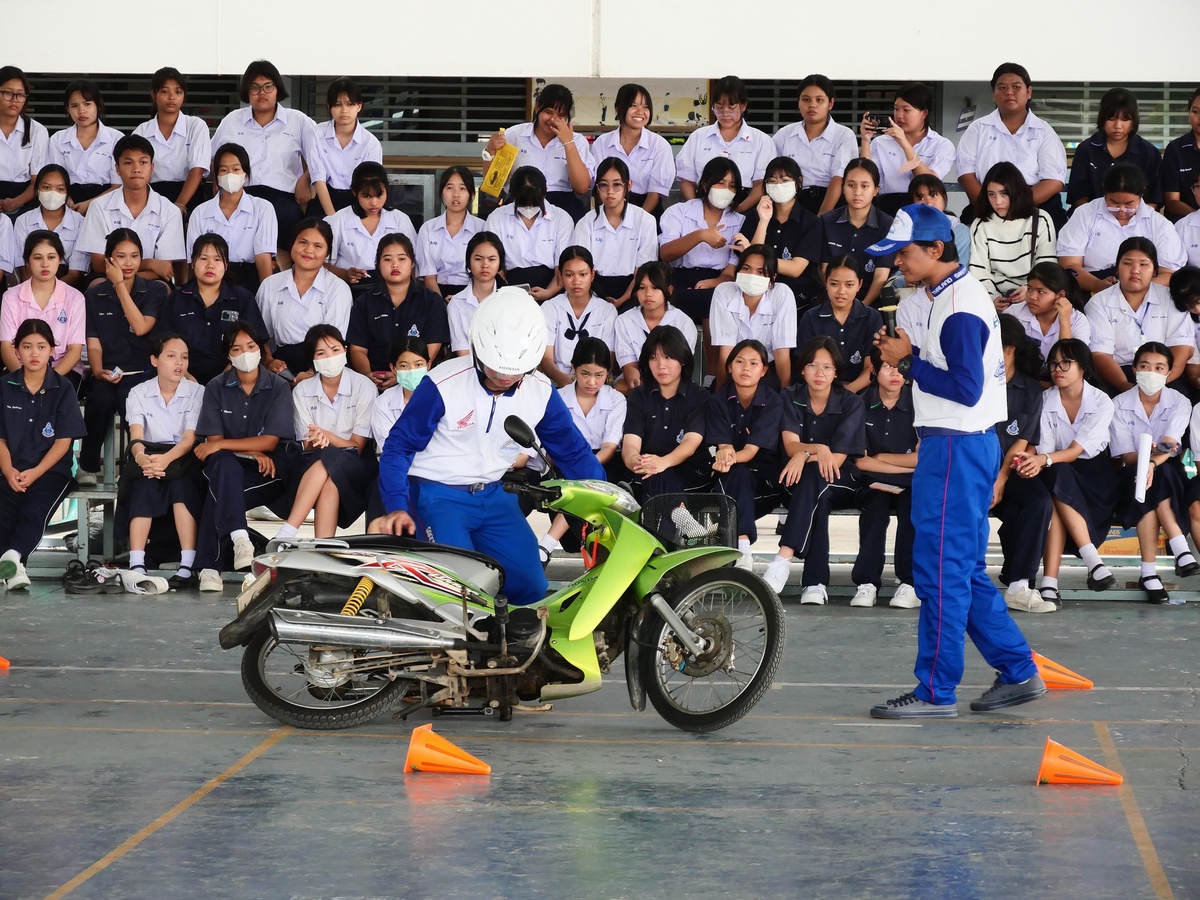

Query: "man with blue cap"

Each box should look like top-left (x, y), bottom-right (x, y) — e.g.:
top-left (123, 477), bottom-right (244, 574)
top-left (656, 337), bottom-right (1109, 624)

top-left (868, 204), bottom-right (1046, 718)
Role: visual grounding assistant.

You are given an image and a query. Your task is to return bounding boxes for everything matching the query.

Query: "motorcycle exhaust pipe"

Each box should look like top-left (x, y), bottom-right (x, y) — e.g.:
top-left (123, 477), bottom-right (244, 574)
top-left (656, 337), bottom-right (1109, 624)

top-left (269, 608), bottom-right (460, 651)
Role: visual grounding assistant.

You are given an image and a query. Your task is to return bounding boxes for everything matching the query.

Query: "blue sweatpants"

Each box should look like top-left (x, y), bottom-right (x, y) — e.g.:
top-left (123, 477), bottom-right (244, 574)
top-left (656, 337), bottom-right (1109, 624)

top-left (911, 432), bottom-right (1038, 705)
top-left (411, 480), bottom-right (547, 605)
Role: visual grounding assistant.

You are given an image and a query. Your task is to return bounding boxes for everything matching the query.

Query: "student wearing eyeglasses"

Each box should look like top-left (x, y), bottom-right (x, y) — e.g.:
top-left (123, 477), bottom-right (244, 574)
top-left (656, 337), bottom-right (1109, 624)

top-left (0, 67), bottom-right (48, 215)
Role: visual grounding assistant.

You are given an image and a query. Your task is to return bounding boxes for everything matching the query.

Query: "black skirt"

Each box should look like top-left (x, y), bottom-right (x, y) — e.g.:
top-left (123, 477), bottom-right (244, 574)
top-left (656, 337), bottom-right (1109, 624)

top-left (125, 467), bottom-right (204, 520)
top-left (1116, 459), bottom-right (1187, 528)
top-left (246, 184), bottom-right (304, 251)
top-left (289, 446), bottom-right (378, 528)
top-left (69, 183), bottom-right (111, 204)
top-left (505, 264), bottom-right (554, 291)
top-left (670, 266), bottom-right (722, 323)
top-left (1041, 454), bottom-right (1120, 547)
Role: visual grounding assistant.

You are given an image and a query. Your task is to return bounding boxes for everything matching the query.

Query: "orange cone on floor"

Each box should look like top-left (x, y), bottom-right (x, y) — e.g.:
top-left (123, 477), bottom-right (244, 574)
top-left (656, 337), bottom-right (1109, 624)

top-left (1036, 737), bottom-right (1123, 786)
top-left (403, 724), bottom-right (491, 775)
top-left (1033, 651), bottom-right (1093, 690)
top-left (0, 655), bottom-right (9, 670)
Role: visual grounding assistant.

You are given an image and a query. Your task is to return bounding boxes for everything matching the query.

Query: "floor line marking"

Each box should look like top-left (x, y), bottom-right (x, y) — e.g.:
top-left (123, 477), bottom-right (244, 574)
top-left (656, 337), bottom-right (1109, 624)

top-left (42, 727), bottom-right (290, 900)
top-left (1095, 721), bottom-right (1175, 900)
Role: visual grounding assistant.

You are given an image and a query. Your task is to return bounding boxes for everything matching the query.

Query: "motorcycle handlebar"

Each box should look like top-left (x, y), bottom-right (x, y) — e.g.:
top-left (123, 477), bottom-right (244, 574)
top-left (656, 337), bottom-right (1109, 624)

top-left (503, 481), bottom-right (562, 504)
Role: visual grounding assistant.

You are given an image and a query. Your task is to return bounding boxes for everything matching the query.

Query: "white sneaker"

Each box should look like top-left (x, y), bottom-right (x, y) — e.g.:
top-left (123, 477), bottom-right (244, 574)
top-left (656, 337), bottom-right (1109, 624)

top-left (850, 584), bottom-right (877, 608)
top-left (232, 537), bottom-right (255, 570)
top-left (1005, 584), bottom-right (1057, 613)
top-left (734, 551), bottom-right (754, 571)
top-left (199, 569), bottom-right (224, 592)
top-left (246, 505), bottom-right (282, 521)
top-left (6, 562), bottom-right (30, 590)
top-left (890, 583), bottom-right (921, 608)
top-left (762, 557), bottom-right (791, 593)
top-left (75, 470), bottom-right (98, 487)
top-left (800, 584), bottom-right (827, 605)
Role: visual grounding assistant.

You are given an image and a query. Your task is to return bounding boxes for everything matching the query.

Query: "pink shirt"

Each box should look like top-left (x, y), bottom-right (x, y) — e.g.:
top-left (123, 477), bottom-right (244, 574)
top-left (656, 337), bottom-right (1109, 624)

top-left (0, 280), bottom-right (87, 373)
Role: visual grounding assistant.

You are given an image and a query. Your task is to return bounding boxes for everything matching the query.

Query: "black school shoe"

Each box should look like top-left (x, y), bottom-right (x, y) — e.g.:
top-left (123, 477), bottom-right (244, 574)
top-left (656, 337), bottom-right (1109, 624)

top-left (1086, 565), bottom-right (1116, 591)
top-left (1174, 554), bottom-right (1200, 578)
top-left (168, 570), bottom-right (198, 590)
top-left (969, 673), bottom-right (1048, 712)
top-left (1139, 576), bottom-right (1172, 604)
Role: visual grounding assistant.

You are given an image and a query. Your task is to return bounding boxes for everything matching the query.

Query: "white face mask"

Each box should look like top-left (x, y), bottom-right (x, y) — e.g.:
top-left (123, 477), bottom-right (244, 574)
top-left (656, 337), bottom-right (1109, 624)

top-left (516, 205), bottom-right (542, 220)
top-left (230, 350), bottom-right (261, 373)
top-left (707, 187), bottom-right (736, 210)
top-left (1136, 370), bottom-right (1167, 395)
top-left (736, 273), bottom-right (771, 297)
top-left (38, 190), bottom-right (67, 211)
top-left (217, 172), bottom-right (246, 194)
top-left (765, 182), bottom-right (797, 204)
top-left (313, 352), bottom-right (347, 378)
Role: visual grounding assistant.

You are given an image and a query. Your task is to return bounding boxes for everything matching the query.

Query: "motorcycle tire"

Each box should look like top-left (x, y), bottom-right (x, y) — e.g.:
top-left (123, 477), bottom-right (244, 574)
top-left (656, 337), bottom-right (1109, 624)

top-left (639, 568), bottom-right (785, 733)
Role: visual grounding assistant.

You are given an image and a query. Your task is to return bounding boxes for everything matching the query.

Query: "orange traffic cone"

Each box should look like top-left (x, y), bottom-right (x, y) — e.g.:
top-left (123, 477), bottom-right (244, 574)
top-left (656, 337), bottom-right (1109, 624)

top-left (1033, 651), bottom-right (1093, 690)
top-left (0, 655), bottom-right (9, 670)
top-left (403, 724), bottom-right (491, 775)
top-left (1036, 737), bottom-right (1123, 786)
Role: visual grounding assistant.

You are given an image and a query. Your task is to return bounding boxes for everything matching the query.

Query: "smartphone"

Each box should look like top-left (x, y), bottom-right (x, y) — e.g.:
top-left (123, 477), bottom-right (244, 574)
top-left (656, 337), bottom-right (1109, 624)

top-left (866, 113), bottom-right (889, 131)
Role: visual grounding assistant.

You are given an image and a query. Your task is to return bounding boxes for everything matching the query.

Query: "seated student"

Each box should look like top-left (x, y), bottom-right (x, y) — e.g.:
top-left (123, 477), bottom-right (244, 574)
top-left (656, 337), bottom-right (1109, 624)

top-left (1167, 267), bottom-right (1200, 393)
top-left (820, 159), bottom-right (894, 306)
top-left (621, 324), bottom-right (710, 501)
top-left (1162, 87), bottom-right (1200, 222)
top-left (416, 166), bottom-right (486, 299)
top-left (257, 218), bottom-right (352, 378)
top-left (448, 231), bottom-right (505, 356)
top-left (850, 346), bottom-right (919, 609)
top-left (1015, 338), bottom-right (1118, 600)
top-left (773, 74), bottom-right (857, 215)
top-left (0, 66), bottom-right (48, 213)
top-left (736, 156), bottom-right (825, 310)
top-left (310, 77), bottom-right (383, 216)
top-left (78, 228), bottom-right (167, 485)
top-left (484, 166), bottom-right (572, 298)
top-left (536, 337), bottom-right (628, 564)
top-left (569, 157), bottom-right (657, 309)
top-left (325, 161), bottom-right (417, 289)
top-left (273, 325), bottom-right (375, 541)
top-left (121, 333), bottom-right (205, 587)
top-left (907, 175), bottom-right (971, 265)
top-left (193, 321), bottom-right (296, 590)
top-left (968, 161), bottom-right (1058, 307)
top-left (1174, 169), bottom-right (1200, 268)
top-left (186, 142), bottom-right (278, 290)
top-left (707, 338), bottom-right (783, 571)
top-left (1009, 261), bottom-right (1091, 363)
top-left (347, 233), bottom-right (448, 389)
top-left (613, 260), bottom-right (699, 393)
top-left (798, 254), bottom-right (881, 392)
top-left (131, 67), bottom-right (211, 212)
top-left (1109, 341), bottom-right (1196, 604)
top-left (1058, 165), bottom-right (1187, 295)
top-left (47, 80), bottom-right (122, 215)
top-left (588, 83), bottom-right (675, 214)
top-left (77, 135), bottom-right (186, 283)
top-left (211, 60), bottom-right (323, 270)
top-left (0, 208), bottom-right (12, 281)
top-left (539, 246), bottom-right (618, 388)
top-left (677, 75), bottom-right (773, 213)
top-left (858, 81), bottom-right (956, 216)
top-left (761, 336), bottom-right (866, 601)
top-left (0, 319), bottom-right (87, 590)
top-left (0, 231), bottom-right (85, 383)
top-left (13, 165), bottom-right (89, 286)
top-left (710, 244), bottom-right (796, 389)
top-left (1085, 237), bottom-right (1194, 394)
top-left (483, 83), bottom-right (594, 222)
top-left (991, 315), bottom-right (1055, 612)
top-left (1068, 88), bottom-right (1162, 211)
top-left (364, 336), bottom-right (430, 531)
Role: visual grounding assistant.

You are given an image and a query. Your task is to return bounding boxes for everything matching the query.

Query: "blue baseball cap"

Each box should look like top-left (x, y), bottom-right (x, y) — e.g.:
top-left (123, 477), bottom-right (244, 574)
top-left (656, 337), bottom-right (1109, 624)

top-left (866, 203), bottom-right (954, 256)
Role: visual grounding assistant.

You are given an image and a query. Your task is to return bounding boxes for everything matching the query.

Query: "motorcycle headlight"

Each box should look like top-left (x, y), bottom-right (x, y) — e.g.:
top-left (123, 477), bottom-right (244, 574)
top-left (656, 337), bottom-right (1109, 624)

top-left (579, 480), bottom-right (640, 516)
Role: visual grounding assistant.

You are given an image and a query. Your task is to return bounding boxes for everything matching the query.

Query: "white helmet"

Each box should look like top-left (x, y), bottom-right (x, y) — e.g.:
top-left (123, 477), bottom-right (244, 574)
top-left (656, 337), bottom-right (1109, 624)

top-left (469, 286), bottom-right (548, 376)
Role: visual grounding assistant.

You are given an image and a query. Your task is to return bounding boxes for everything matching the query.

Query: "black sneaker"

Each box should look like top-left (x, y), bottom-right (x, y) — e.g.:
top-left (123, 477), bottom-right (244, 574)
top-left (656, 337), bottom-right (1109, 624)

top-left (969, 673), bottom-right (1047, 711)
top-left (870, 690), bottom-right (958, 719)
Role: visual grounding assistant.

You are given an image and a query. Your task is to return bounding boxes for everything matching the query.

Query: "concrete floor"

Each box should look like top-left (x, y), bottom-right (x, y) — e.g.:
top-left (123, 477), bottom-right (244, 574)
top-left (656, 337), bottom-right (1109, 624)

top-left (1, 580), bottom-right (1197, 899)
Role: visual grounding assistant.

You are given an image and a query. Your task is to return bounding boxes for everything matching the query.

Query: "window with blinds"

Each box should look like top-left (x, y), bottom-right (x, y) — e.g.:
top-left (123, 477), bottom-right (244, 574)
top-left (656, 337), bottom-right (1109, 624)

top-left (26, 74), bottom-right (242, 133)
top-left (1030, 83), bottom-right (1196, 150)
top-left (743, 79), bottom-right (923, 134)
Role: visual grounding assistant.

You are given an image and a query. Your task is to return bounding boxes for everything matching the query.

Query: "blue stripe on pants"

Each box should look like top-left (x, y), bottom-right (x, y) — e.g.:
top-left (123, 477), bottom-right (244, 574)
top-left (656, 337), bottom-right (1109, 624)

top-left (910, 432), bottom-right (1037, 705)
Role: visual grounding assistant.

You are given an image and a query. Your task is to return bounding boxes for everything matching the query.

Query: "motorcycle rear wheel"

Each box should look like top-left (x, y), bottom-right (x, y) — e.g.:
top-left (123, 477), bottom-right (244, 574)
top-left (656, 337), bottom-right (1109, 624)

top-left (640, 568), bottom-right (784, 733)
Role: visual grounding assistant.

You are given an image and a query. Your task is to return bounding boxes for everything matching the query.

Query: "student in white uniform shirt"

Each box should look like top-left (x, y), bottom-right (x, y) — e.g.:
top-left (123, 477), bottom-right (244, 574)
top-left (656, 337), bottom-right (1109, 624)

top-left (364, 336), bottom-right (430, 530)
top-left (539, 246), bottom-right (618, 388)
top-left (484, 166), bottom-right (572, 298)
top-left (448, 231), bottom-right (505, 355)
top-left (570, 157), bottom-right (658, 310)
top-left (257, 218), bottom-right (352, 377)
top-left (12, 165), bottom-right (88, 284)
top-left (1058, 165), bottom-right (1187, 295)
top-left (416, 165), bottom-right (485, 298)
top-left (956, 63), bottom-right (1068, 229)
top-left (1175, 169), bottom-right (1200, 267)
top-left (858, 82), bottom-right (956, 216)
top-left (1008, 262), bottom-right (1090, 363)
top-left (77, 135), bottom-right (186, 282)
top-left (773, 74), bottom-right (857, 216)
top-left (1084, 237), bottom-right (1194, 394)
top-left (0, 205), bottom-right (12, 279)
top-left (310, 78), bottom-right (383, 216)
top-left (614, 260), bottom-right (699, 392)
top-left (483, 83), bottom-right (594, 223)
top-left (968, 161), bottom-right (1058, 306)
top-left (132, 68), bottom-right (211, 213)
top-left (47, 80), bottom-right (122, 214)
top-left (325, 161), bottom-right (417, 290)
top-left (676, 76), bottom-right (774, 214)
top-left (588, 84), bottom-right (676, 215)
top-left (1108, 342), bottom-right (1197, 604)
top-left (1167, 267), bottom-right (1200, 394)
top-left (0, 67), bottom-right (48, 214)
top-left (709, 244), bottom-right (796, 389)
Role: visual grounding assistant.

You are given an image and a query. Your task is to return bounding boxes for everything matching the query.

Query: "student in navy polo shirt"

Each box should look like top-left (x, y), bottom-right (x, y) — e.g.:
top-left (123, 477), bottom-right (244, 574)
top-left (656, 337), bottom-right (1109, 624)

top-left (0, 319), bottom-right (87, 589)
top-left (707, 338), bottom-right (783, 571)
top-left (820, 159), bottom-right (894, 306)
top-left (1160, 87), bottom-right (1200, 222)
top-left (798, 254), bottom-right (882, 393)
top-left (1068, 89), bottom-right (1163, 211)
top-left (347, 233), bottom-right (449, 390)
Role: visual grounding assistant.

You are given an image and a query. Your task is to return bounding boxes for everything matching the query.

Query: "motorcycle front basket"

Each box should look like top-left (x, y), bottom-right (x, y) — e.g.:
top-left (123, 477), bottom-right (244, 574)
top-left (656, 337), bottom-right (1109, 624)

top-left (638, 493), bottom-right (737, 552)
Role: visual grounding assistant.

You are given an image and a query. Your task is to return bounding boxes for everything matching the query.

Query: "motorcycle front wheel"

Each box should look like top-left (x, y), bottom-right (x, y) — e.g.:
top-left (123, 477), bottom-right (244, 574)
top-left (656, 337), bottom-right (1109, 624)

top-left (640, 568), bottom-right (785, 733)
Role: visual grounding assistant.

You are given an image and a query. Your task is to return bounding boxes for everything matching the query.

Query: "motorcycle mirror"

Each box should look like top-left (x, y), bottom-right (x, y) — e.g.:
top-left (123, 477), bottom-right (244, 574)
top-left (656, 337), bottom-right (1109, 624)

top-left (504, 415), bottom-right (537, 447)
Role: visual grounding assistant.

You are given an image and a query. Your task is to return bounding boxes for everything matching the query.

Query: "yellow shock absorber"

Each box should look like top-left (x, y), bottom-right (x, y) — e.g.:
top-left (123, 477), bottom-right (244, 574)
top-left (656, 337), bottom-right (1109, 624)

top-left (341, 577), bottom-right (374, 616)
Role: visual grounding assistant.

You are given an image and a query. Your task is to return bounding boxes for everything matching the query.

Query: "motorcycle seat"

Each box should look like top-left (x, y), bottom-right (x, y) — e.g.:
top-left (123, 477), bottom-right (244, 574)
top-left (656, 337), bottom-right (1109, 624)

top-left (335, 534), bottom-right (505, 597)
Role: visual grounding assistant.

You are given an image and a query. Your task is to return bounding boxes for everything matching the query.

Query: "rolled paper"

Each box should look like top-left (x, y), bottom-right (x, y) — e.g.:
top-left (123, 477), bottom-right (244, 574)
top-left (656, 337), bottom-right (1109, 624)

top-left (1135, 432), bottom-right (1152, 504)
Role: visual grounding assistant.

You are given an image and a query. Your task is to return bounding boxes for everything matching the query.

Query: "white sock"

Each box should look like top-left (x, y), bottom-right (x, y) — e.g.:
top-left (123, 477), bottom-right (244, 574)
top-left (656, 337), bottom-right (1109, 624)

top-left (1079, 543), bottom-right (1103, 570)
top-left (1039, 576), bottom-right (1058, 591)
top-left (128, 551), bottom-right (146, 570)
top-left (770, 554), bottom-right (789, 567)
top-left (738, 538), bottom-right (752, 554)
top-left (273, 524), bottom-right (298, 541)
top-left (1141, 561), bottom-right (1158, 578)
top-left (538, 533), bottom-right (561, 554)
top-left (1168, 535), bottom-right (1190, 558)
top-left (230, 528), bottom-right (251, 544)
top-left (180, 550), bottom-right (196, 568)
top-left (1141, 561), bottom-right (1163, 590)
top-left (1006, 579), bottom-right (1028, 593)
